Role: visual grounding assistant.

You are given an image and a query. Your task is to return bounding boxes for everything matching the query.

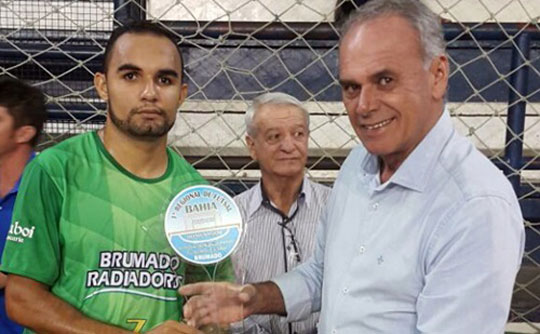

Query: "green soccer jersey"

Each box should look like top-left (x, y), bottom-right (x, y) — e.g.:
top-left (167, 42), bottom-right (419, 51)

top-left (1, 132), bottom-right (234, 333)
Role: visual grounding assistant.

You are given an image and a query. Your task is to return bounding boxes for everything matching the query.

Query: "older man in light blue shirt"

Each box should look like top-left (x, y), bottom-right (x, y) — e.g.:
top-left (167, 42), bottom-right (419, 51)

top-left (275, 109), bottom-right (524, 333)
top-left (180, 1), bottom-right (525, 333)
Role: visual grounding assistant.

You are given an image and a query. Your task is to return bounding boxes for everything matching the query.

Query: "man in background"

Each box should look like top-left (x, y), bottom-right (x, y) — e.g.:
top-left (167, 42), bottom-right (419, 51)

top-left (2, 22), bottom-right (232, 334)
top-left (0, 76), bottom-right (47, 334)
top-left (232, 92), bottom-right (330, 334)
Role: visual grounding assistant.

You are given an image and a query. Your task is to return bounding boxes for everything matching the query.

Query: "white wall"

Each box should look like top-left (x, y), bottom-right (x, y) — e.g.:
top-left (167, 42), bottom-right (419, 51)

top-left (148, 0), bottom-right (540, 23)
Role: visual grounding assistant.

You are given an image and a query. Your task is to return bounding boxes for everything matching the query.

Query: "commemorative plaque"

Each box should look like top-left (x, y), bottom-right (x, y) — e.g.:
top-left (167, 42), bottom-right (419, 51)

top-left (164, 185), bottom-right (243, 266)
top-left (165, 185), bottom-right (243, 333)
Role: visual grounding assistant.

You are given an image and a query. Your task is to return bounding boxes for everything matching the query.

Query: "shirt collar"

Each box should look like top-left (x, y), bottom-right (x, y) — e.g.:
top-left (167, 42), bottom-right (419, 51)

top-left (361, 109), bottom-right (454, 192)
top-left (245, 176), bottom-right (309, 219)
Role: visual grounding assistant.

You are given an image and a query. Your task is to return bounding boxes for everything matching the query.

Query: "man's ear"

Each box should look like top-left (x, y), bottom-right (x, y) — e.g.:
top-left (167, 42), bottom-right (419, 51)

top-left (178, 83), bottom-right (188, 107)
top-left (94, 72), bottom-right (109, 101)
top-left (15, 125), bottom-right (37, 145)
top-left (430, 54), bottom-right (449, 100)
top-left (246, 135), bottom-right (258, 161)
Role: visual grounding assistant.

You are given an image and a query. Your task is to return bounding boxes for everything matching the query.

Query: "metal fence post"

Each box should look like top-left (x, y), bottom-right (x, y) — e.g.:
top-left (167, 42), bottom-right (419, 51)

top-left (504, 32), bottom-right (531, 194)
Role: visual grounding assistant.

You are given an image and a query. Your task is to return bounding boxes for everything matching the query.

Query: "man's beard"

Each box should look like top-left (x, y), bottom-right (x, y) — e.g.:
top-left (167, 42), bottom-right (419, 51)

top-left (108, 105), bottom-right (175, 139)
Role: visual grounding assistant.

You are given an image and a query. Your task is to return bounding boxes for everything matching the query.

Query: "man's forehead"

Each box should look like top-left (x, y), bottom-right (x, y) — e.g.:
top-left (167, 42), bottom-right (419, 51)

top-left (339, 51), bottom-right (400, 80)
top-left (109, 33), bottom-right (182, 69)
top-left (341, 14), bottom-right (420, 51)
top-left (0, 105), bottom-right (10, 117)
top-left (339, 15), bottom-right (423, 74)
top-left (257, 104), bottom-right (306, 121)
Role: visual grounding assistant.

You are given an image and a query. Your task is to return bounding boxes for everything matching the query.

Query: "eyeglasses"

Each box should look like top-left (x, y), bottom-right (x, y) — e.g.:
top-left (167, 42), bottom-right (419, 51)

top-left (261, 198), bottom-right (302, 334)
top-left (261, 196), bottom-right (302, 270)
top-left (279, 220), bottom-right (301, 264)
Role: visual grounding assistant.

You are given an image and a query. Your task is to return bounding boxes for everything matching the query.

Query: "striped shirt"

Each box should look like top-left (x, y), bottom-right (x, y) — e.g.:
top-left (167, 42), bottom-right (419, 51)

top-left (231, 177), bottom-right (331, 334)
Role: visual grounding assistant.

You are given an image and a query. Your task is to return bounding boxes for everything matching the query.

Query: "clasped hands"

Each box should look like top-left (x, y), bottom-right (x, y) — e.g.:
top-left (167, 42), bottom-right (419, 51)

top-left (178, 282), bottom-right (256, 328)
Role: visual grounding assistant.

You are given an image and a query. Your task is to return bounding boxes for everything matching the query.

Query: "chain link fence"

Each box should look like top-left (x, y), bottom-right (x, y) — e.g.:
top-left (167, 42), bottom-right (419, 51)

top-left (1, 0), bottom-right (539, 332)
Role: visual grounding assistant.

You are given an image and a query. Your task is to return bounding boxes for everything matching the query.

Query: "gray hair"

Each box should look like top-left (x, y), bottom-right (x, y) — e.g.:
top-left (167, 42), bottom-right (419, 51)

top-left (340, 0), bottom-right (446, 67)
top-left (245, 92), bottom-right (310, 136)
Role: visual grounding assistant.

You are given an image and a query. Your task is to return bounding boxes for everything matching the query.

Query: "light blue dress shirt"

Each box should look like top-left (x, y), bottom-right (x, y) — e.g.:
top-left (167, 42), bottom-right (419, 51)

top-left (274, 111), bottom-right (525, 334)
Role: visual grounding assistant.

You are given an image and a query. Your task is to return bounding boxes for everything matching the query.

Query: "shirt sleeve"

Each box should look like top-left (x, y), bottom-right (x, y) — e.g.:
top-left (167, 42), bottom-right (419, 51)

top-left (416, 195), bottom-right (525, 333)
top-left (272, 204), bottom-right (327, 322)
top-left (1, 159), bottom-right (63, 286)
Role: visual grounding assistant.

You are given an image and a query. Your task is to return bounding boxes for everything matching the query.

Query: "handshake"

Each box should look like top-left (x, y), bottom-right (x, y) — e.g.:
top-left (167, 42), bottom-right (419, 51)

top-left (176, 281), bottom-right (284, 333)
top-left (179, 282), bottom-right (257, 329)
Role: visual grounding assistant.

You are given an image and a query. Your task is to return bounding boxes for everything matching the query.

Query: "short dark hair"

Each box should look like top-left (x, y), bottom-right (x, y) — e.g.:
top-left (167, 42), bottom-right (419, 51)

top-left (102, 21), bottom-right (185, 82)
top-left (0, 76), bottom-right (47, 147)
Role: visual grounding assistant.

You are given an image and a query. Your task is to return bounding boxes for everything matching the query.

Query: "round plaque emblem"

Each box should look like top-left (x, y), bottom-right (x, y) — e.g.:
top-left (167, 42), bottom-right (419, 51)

top-left (164, 185), bottom-right (243, 265)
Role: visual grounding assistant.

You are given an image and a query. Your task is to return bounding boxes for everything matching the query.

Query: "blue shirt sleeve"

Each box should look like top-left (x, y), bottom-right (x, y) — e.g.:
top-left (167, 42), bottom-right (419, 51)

top-left (416, 195), bottom-right (524, 333)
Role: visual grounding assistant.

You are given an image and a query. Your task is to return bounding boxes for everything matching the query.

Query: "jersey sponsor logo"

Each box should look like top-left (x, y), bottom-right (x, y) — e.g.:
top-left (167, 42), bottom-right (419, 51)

top-left (7, 221), bottom-right (36, 243)
top-left (85, 251), bottom-right (184, 301)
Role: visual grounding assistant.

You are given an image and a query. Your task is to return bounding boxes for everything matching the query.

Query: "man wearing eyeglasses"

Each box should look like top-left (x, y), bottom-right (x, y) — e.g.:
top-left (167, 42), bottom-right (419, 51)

top-left (230, 92), bottom-right (330, 334)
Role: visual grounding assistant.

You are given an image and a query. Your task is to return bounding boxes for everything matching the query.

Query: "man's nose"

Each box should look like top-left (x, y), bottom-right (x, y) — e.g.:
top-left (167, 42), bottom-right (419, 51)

top-left (141, 78), bottom-right (158, 101)
top-left (280, 134), bottom-right (296, 152)
top-left (356, 85), bottom-right (378, 116)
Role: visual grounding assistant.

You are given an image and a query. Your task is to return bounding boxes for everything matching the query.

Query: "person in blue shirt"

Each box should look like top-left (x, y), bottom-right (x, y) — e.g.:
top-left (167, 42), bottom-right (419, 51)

top-left (0, 76), bottom-right (48, 334)
top-left (179, 0), bottom-right (525, 333)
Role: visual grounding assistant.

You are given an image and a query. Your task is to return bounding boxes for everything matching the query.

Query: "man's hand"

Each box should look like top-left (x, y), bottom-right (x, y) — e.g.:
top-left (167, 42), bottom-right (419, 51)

top-left (179, 282), bottom-right (256, 328)
top-left (147, 320), bottom-right (203, 334)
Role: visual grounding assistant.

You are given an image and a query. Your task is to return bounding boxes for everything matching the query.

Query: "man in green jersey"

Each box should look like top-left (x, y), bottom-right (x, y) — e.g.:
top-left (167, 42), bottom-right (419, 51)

top-left (1, 22), bottom-right (233, 334)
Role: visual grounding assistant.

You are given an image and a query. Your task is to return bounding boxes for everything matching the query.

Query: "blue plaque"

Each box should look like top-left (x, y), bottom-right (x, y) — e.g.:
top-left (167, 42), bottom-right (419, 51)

top-left (164, 185), bottom-right (243, 265)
